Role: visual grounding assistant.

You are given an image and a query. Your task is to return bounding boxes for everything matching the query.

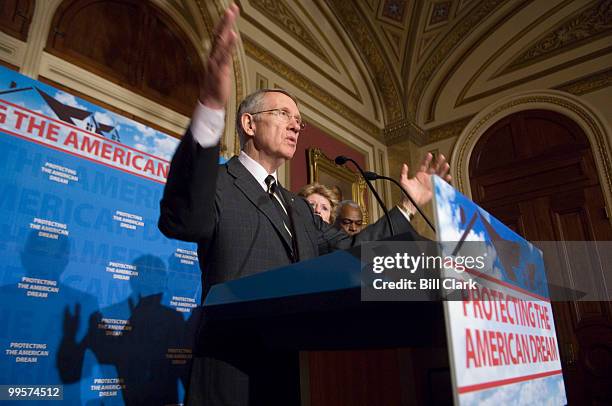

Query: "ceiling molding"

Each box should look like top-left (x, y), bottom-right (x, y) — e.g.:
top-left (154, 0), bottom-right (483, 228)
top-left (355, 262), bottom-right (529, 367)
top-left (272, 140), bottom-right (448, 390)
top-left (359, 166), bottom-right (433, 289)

top-left (401, 0), bottom-right (425, 82)
top-left (243, 36), bottom-right (383, 140)
top-left (457, 0), bottom-right (478, 14)
top-left (326, 0), bottom-right (404, 123)
top-left (451, 91), bottom-right (612, 211)
top-left (377, 0), bottom-right (410, 27)
top-left (500, 0), bottom-right (612, 76)
top-left (381, 26), bottom-right (402, 60)
top-left (417, 33), bottom-right (438, 60)
top-left (406, 0), bottom-right (507, 120)
top-left (426, 0), bottom-right (533, 122)
top-left (309, 0), bottom-right (383, 120)
top-left (364, 0), bottom-right (379, 13)
top-left (457, 45), bottom-right (612, 106)
top-left (386, 115), bottom-right (474, 146)
top-left (426, 116), bottom-right (473, 143)
top-left (424, 1), bottom-right (453, 32)
top-left (241, 13), bottom-right (362, 101)
top-left (555, 67), bottom-right (612, 95)
top-left (384, 118), bottom-right (426, 146)
top-left (249, 0), bottom-right (334, 66)
top-left (451, 0), bottom-right (569, 114)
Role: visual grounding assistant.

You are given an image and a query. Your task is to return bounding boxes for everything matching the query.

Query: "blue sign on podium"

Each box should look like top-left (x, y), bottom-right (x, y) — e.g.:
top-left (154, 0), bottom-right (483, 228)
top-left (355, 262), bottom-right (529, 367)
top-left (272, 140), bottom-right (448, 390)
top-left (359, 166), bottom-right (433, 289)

top-left (432, 176), bottom-right (567, 405)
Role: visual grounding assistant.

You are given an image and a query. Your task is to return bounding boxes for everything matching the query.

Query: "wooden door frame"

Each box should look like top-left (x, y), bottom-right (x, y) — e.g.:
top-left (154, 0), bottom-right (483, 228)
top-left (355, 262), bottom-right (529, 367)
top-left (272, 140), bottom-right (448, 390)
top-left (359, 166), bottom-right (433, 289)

top-left (451, 89), bottom-right (612, 225)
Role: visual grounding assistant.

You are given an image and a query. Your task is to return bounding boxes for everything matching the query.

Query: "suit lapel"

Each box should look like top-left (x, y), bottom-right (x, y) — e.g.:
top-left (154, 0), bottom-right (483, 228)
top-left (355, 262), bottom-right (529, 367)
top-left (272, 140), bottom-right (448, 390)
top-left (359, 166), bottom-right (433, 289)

top-left (227, 157), bottom-right (294, 253)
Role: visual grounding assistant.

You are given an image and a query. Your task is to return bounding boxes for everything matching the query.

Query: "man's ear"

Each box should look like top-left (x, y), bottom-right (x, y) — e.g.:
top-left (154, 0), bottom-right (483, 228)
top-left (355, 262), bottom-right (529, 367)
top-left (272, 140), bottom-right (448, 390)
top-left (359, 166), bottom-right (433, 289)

top-left (241, 113), bottom-right (256, 136)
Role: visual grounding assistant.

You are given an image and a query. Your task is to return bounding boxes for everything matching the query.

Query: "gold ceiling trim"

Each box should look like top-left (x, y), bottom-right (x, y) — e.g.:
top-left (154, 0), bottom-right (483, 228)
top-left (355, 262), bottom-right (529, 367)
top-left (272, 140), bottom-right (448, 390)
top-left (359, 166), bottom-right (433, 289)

top-left (458, 0), bottom-right (477, 14)
top-left (500, 0), bottom-right (612, 76)
top-left (194, 0), bottom-right (218, 48)
top-left (243, 36), bottom-right (383, 140)
top-left (326, 0), bottom-right (404, 122)
top-left (383, 118), bottom-right (426, 146)
top-left (555, 67), bottom-right (612, 95)
top-left (249, 0), bottom-right (333, 66)
top-left (311, 0), bottom-right (381, 121)
top-left (401, 0), bottom-right (425, 79)
top-left (452, 0), bottom-right (571, 115)
top-left (381, 26), bottom-right (401, 61)
top-left (385, 115), bottom-right (475, 146)
top-left (426, 0), bottom-right (533, 122)
top-left (423, 1), bottom-right (453, 33)
top-left (376, 0), bottom-right (410, 28)
top-left (418, 33), bottom-right (438, 60)
top-left (406, 0), bottom-right (507, 120)
top-left (293, 0), bottom-right (371, 106)
top-left (168, 0), bottom-right (198, 32)
top-left (427, 116), bottom-right (474, 143)
top-left (364, 0), bottom-right (377, 13)
top-left (457, 45), bottom-right (612, 106)
top-left (241, 13), bottom-right (362, 102)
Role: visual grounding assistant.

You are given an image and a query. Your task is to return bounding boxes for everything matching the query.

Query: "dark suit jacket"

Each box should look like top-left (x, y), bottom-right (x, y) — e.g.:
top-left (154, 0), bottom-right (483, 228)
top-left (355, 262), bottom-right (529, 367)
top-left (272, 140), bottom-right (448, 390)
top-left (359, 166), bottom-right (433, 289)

top-left (158, 130), bottom-right (421, 405)
top-left (158, 130), bottom-right (419, 297)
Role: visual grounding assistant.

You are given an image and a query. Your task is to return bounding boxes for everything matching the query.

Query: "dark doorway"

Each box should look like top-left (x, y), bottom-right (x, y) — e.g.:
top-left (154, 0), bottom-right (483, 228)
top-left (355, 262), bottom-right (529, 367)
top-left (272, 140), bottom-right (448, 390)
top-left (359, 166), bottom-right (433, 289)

top-left (469, 109), bottom-right (612, 405)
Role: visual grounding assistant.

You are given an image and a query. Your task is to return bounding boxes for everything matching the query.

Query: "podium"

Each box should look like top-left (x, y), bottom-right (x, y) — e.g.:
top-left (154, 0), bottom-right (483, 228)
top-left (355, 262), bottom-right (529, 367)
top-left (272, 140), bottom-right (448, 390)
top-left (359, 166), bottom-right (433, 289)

top-left (199, 177), bottom-right (570, 406)
top-left (202, 241), bottom-right (451, 405)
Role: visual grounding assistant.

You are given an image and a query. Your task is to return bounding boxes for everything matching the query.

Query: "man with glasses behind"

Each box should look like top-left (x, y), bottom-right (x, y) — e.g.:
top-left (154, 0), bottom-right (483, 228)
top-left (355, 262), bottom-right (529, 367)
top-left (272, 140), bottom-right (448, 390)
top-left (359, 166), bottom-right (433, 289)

top-left (158, 4), bottom-right (451, 405)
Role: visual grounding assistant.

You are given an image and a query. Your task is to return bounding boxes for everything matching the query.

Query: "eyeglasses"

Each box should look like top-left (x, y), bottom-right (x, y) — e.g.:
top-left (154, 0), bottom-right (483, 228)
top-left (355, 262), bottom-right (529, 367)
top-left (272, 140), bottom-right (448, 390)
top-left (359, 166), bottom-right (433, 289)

top-left (250, 109), bottom-right (306, 130)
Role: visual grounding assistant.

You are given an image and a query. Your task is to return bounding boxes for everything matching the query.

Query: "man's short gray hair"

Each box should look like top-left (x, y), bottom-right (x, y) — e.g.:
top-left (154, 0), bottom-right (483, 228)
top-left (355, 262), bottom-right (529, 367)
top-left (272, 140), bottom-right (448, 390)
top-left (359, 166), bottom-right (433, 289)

top-left (235, 88), bottom-right (299, 149)
top-left (335, 200), bottom-right (361, 218)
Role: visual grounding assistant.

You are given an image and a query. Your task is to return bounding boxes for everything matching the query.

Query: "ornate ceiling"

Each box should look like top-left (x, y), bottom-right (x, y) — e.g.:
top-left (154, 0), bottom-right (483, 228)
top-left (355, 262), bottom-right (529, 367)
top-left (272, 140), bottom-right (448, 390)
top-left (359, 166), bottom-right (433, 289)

top-left (236, 0), bottom-right (612, 145)
top-left (1, 0), bottom-right (608, 148)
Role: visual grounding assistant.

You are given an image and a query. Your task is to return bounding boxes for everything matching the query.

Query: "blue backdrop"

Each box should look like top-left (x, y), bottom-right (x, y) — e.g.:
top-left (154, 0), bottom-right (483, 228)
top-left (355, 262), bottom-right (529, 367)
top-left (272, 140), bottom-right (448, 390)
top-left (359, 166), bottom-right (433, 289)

top-left (0, 66), bottom-right (201, 405)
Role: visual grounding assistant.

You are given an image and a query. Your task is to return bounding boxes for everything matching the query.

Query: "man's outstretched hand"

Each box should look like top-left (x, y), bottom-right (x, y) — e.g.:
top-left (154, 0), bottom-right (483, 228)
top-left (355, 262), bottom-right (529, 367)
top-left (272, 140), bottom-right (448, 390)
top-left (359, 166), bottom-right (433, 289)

top-left (199, 3), bottom-right (239, 109)
top-left (399, 153), bottom-right (451, 213)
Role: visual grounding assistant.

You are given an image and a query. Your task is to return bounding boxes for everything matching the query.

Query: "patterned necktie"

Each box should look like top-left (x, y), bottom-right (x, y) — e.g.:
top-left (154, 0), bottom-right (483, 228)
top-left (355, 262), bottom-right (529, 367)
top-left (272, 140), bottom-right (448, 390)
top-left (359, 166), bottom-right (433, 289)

top-left (265, 175), bottom-right (292, 239)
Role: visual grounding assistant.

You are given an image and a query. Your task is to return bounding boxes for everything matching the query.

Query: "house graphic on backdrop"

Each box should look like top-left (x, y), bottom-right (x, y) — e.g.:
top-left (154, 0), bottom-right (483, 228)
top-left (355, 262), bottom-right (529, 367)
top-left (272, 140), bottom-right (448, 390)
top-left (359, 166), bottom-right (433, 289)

top-left (0, 83), bottom-right (121, 142)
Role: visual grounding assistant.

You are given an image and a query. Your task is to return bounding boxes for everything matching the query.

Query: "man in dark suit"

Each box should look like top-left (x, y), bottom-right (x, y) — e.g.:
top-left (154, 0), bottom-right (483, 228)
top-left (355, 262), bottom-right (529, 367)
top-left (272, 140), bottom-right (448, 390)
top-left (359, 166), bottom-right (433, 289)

top-left (158, 4), bottom-right (451, 405)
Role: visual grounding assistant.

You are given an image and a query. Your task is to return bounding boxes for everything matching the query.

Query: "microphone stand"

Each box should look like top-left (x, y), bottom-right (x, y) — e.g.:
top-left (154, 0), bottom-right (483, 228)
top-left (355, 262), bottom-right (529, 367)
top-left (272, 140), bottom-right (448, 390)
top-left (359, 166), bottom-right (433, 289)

top-left (335, 156), bottom-right (394, 236)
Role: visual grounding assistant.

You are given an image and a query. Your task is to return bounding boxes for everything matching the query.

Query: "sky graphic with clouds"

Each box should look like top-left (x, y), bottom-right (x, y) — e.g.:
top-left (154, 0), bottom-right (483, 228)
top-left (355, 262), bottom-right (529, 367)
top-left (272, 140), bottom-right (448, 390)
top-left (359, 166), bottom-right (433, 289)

top-left (432, 177), bottom-right (566, 405)
top-left (433, 176), bottom-right (548, 297)
top-left (0, 67), bottom-right (180, 161)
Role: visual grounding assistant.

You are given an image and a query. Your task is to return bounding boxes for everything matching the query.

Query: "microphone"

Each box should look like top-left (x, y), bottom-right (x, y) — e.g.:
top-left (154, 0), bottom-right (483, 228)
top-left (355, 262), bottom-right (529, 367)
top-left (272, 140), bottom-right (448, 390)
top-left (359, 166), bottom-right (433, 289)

top-left (334, 156), bottom-right (349, 165)
top-left (335, 155), bottom-right (394, 236)
top-left (363, 171), bottom-right (436, 233)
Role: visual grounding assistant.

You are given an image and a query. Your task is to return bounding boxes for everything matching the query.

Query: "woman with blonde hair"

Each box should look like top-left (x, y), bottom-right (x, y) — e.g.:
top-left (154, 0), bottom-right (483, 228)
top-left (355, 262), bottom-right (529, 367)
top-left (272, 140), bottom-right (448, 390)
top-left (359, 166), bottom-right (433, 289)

top-left (298, 183), bottom-right (339, 224)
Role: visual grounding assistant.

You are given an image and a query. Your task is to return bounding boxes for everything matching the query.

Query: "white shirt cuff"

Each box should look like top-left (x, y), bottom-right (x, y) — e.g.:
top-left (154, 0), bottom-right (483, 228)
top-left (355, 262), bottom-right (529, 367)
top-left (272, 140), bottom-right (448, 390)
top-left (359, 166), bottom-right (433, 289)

top-left (190, 101), bottom-right (225, 148)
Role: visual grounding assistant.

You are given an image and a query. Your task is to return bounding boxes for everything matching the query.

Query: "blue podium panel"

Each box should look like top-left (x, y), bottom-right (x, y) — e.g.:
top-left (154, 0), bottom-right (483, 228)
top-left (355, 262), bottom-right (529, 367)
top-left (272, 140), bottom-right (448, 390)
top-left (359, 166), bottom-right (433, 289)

top-left (204, 250), bottom-right (362, 307)
top-left (202, 244), bottom-right (444, 351)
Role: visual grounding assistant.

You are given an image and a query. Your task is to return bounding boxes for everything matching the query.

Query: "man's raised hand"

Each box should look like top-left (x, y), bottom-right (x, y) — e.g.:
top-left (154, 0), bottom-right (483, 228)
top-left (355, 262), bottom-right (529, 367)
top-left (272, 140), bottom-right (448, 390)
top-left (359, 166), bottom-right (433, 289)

top-left (399, 153), bottom-right (452, 212)
top-left (199, 3), bottom-right (239, 109)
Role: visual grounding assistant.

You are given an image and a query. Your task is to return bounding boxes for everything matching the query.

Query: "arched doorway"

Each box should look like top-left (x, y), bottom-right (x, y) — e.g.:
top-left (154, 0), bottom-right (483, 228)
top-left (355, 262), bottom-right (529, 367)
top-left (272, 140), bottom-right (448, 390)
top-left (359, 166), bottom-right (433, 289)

top-left (470, 109), bottom-right (612, 404)
top-left (46, 0), bottom-right (205, 117)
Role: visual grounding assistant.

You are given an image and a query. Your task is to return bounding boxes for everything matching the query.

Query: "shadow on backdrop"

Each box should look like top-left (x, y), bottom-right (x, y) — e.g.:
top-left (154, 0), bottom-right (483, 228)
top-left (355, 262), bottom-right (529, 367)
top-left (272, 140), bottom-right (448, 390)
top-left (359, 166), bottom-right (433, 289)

top-left (0, 230), bottom-right (98, 405)
top-left (58, 255), bottom-right (191, 405)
